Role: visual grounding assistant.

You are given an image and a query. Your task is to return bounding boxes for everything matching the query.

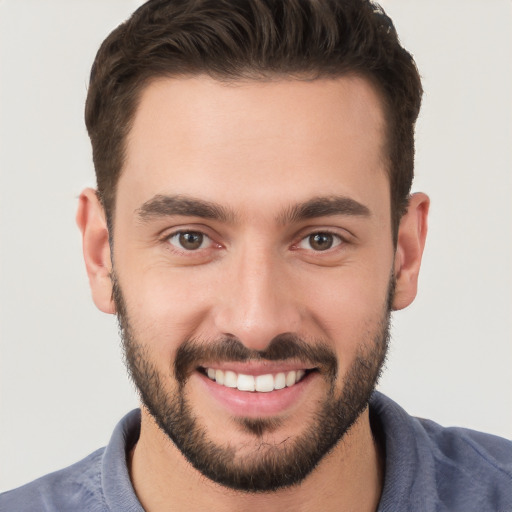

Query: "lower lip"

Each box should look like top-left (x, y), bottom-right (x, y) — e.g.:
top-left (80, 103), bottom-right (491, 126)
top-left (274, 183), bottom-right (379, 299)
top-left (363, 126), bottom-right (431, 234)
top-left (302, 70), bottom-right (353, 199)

top-left (195, 371), bottom-right (316, 417)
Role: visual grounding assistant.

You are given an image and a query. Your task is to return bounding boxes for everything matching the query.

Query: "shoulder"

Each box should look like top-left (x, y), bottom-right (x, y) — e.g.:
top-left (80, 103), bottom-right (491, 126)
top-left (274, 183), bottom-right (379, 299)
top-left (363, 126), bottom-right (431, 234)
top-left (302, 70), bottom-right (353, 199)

top-left (416, 419), bottom-right (512, 511)
top-left (371, 392), bottom-right (512, 511)
top-left (0, 410), bottom-right (142, 512)
top-left (416, 417), bottom-right (512, 487)
top-left (418, 415), bottom-right (512, 467)
top-left (0, 448), bottom-right (107, 512)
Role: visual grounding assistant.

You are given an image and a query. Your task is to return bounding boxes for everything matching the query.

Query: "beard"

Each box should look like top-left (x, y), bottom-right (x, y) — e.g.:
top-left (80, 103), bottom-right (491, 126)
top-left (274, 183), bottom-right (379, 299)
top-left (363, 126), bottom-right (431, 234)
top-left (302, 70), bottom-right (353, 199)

top-left (113, 275), bottom-right (391, 493)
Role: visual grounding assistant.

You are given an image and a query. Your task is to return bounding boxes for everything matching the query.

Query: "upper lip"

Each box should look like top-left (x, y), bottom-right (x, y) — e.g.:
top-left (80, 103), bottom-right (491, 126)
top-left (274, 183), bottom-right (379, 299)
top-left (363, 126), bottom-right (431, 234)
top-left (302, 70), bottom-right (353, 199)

top-left (198, 361), bottom-right (315, 375)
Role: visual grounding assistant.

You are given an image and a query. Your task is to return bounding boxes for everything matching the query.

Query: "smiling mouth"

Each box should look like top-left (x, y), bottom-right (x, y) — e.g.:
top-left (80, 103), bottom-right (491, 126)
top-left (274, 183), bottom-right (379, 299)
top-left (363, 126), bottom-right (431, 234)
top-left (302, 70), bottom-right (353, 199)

top-left (198, 367), bottom-right (315, 392)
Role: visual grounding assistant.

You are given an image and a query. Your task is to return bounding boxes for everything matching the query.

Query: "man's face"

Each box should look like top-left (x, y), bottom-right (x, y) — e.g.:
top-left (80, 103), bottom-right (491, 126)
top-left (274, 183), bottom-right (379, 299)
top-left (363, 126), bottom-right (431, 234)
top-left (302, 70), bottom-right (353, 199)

top-left (111, 76), bottom-right (395, 491)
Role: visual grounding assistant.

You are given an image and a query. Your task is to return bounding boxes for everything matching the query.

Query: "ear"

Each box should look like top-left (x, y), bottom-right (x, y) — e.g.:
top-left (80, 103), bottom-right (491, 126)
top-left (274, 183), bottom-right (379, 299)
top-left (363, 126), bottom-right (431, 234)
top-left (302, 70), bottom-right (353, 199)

top-left (392, 192), bottom-right (430, 311)
top-left (76, 188), bottom-right (115, 314)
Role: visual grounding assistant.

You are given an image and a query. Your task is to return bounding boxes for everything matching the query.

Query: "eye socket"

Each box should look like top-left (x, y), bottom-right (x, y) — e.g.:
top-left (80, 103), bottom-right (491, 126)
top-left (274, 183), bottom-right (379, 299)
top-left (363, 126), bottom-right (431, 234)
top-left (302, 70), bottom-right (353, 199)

top-left (297, 232), bottom-right (342, 251)
top-left (168, 231), bottom-right (212, 251)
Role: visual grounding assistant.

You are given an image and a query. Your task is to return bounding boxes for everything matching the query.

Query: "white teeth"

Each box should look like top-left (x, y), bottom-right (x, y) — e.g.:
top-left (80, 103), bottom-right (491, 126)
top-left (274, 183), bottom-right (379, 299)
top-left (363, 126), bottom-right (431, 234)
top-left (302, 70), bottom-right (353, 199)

top-left (215, 369), bottom-right (224, 385)
top-left (237, 373), bottom-right (255, 391)
top-left (285, 371), bottom-right (296, 387)
top-left (274, 372), bottom-right (286, 390)
top-left (255, 374), bottom-right (274, 393)
top-left (205, 368), bottom-right (307, 392)
top-left (224, 370), bottom-right (237, 388)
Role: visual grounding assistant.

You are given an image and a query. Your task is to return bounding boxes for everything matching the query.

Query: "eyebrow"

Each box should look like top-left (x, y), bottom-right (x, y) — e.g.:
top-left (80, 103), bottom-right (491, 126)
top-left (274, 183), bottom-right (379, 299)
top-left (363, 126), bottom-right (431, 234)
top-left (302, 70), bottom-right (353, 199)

top-left (136, 195), bottom-right (234, 223)
top-left (277, 196), bottom-right (371, 224)
top-left (135, 194), bottom-right (370, 224)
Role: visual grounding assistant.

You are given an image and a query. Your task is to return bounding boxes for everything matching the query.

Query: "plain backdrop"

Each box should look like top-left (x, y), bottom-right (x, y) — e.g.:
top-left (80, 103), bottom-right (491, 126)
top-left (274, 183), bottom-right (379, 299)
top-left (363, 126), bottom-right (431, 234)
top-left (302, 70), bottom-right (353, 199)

top-left (0, 0), bottom-right (511, 492)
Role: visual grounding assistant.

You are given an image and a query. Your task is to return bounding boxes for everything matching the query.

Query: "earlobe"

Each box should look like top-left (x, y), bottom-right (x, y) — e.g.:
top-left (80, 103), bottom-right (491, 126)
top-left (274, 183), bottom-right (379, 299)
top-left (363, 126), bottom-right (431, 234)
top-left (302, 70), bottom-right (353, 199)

top-left (392, 192), bottom-right (430, 311)
top-left (76, 188), bottom-right (115, 314)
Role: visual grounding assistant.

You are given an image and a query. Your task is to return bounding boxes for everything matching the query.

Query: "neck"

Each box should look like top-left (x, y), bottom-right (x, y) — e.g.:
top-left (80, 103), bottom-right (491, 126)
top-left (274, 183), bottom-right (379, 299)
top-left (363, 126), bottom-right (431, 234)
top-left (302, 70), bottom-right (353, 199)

top-left (129, 407), bottom-right (383, 512)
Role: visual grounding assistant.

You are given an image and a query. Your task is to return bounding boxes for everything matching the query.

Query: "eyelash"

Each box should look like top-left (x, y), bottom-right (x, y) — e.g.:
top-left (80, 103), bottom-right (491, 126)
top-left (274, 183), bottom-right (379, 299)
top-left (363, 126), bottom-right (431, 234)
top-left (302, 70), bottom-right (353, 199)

top-left (163, 228), bottom-right (347, 254)
top-left (294, 231), bottom-right (345, 252)
top-left (165, 230), bottom-right (216, 252)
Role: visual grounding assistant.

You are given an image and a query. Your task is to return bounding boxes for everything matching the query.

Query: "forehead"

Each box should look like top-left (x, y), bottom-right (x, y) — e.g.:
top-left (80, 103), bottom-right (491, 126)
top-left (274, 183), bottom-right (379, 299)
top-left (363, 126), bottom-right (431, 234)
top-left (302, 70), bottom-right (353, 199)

top-left (118, 75), bottom-right (389, 221)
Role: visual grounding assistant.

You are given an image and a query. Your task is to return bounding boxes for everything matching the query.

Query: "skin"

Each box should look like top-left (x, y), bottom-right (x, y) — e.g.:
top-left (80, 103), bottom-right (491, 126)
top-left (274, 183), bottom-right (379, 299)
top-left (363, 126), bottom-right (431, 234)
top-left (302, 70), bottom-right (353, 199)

top-left (77, 75), bottom-right (429, 511)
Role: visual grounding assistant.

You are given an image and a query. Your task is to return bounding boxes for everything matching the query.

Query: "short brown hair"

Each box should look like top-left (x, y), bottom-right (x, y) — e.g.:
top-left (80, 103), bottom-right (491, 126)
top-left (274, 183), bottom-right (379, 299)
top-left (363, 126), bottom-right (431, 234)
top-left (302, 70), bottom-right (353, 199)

top-left (85, 0), bottom-right (422, 238)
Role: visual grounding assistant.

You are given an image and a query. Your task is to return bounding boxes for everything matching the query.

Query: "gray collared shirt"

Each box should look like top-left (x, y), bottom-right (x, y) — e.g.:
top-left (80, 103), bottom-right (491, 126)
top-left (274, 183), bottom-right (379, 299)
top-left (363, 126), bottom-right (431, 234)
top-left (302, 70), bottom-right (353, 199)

top-left (1, 392), bottom-right (511, 511)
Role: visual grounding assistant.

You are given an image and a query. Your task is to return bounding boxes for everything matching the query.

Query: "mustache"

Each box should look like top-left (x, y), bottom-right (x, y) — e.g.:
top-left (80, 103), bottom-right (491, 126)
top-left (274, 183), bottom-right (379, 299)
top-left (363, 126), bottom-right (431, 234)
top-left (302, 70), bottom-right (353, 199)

top-left (174, 333), bottom-right (338, 385)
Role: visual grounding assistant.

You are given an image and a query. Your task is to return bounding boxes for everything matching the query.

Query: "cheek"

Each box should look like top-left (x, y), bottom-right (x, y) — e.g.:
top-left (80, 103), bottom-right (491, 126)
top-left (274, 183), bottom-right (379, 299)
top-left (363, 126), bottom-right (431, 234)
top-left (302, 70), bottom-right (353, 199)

top-left (117, 263), bottom-right (218, 360)
top-left (301, 264), bottom-right (391, 368)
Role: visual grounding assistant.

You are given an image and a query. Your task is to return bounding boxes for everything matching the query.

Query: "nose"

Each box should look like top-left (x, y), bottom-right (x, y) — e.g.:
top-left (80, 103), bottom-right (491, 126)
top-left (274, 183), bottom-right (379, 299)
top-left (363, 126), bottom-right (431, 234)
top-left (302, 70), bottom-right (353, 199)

top-left (213, 245), bottom-right (302, 351)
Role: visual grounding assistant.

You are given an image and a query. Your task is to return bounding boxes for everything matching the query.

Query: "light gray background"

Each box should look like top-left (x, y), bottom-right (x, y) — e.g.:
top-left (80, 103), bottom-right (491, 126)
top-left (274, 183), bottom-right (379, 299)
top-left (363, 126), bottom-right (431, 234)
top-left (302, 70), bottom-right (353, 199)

top-left (1, 0), bottom-right (511, 492)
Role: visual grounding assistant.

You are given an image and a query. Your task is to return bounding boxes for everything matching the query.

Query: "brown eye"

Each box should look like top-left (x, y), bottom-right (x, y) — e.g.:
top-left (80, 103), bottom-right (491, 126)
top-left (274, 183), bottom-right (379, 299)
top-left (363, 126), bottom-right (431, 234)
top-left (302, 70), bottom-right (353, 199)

top-left (298, 232), bottom-right (342, 251)
top-left (309, 233), bottom-right (333, 251)
top-left (168, 231), bottom-right (210, 251)
top-left (179, 232), bottom-right (203, 250)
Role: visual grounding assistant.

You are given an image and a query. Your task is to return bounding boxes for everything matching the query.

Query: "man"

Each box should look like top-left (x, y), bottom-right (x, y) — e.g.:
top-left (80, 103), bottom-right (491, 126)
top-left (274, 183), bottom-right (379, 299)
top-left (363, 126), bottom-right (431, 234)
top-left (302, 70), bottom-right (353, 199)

top-left (1, 0), bottom-right (511, 510)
